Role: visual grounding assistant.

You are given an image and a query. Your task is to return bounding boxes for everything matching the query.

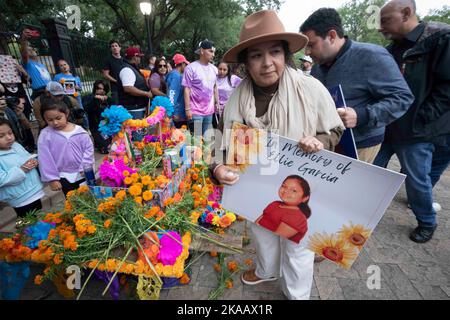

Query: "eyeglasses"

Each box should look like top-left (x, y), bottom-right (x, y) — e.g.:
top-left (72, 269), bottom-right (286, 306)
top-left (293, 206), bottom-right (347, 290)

top-left (158, 64), bottom-right (167, 68)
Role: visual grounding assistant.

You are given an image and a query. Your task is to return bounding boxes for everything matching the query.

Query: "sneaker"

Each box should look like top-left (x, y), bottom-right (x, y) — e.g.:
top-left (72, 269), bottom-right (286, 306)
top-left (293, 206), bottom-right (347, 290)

top-left (407, 202), bottom-right (442, 212)
top-left (409, 226), bottom-right (436, 243)
top-left (241, 269), bottom-right (277, 286)
top-left (433, 202), bottom-right (442, 212)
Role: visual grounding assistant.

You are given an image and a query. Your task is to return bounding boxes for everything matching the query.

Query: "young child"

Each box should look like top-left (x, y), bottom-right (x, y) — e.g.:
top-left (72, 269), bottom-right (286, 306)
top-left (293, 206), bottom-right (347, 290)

top-left (38, 99), bottom-right (94, 196)
top-left (256, 175), bottom-right (311, 244)
top-left (0, 118), bottom-right (45, 217)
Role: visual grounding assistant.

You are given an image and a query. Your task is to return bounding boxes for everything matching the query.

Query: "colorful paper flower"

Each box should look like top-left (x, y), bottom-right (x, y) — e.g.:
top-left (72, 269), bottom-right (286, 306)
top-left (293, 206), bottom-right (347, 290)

top-left (151, 96), bottom-right (174, 117)
top-left (99, 105), bottom-right (132, 137)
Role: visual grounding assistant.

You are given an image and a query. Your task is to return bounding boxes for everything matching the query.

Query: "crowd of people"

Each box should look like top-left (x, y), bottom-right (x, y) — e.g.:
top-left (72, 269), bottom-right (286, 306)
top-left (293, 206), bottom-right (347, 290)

top-left (0, 0), bottom-right (448, 301)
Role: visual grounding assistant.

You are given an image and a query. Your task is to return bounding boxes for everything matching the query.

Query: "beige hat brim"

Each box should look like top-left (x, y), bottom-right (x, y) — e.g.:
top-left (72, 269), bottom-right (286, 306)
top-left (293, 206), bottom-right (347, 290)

top-left (223, 32), bottom-right (309, 63)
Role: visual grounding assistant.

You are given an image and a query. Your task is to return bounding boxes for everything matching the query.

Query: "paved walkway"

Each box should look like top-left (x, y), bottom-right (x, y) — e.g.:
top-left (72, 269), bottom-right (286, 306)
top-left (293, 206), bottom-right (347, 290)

top-left (1, 156), bottom-right (449, 300)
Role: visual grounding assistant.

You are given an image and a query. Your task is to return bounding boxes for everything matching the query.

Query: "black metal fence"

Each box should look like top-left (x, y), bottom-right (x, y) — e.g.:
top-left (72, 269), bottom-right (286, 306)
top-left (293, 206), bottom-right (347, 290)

top-left (70, 33), bottom-right (110, 94)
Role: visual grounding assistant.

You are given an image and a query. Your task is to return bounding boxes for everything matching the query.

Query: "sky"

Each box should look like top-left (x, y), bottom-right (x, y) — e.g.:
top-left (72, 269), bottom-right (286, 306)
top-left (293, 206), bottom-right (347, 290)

top-left (278, 0), bottom-right (449, 32)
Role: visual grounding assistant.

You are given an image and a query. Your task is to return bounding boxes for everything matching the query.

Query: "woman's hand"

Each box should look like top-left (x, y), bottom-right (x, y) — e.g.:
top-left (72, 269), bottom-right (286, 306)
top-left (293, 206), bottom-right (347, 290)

top-left (186, 110), bottom-right (193, 121)
top-left (299, 136), bottom-right (324, 154)
top-left (213, 165), bottom-right (240, 186)
top-left (49, 180), bottom-right (63, 191)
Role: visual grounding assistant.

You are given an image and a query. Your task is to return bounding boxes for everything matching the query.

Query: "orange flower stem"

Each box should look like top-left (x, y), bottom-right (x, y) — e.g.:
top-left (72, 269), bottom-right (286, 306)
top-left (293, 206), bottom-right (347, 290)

top-left (102, 246), bottom-right (132, 297)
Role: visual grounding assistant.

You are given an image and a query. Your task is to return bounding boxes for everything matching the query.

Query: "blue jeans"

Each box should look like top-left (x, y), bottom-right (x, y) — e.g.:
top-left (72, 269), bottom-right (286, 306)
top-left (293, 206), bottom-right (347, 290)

top-left (189, 114), bottom-right (213, 138)
top-left (430, 135), bottom-right (450, 187)
top-left (374, 141), bottom-right (444, 228)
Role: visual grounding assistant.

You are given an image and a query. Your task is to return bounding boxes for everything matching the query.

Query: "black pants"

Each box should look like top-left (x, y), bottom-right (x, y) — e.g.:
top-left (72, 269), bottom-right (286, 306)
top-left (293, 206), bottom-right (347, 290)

top-left (61, 178), bottom-right (85, 196)
top-left (14, 199), bottom-right (42, 218)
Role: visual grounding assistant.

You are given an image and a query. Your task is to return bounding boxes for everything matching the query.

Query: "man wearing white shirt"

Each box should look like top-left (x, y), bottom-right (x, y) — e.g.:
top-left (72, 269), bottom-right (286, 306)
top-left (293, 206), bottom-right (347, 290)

top-left (117, 47), bottom-right (152, 119)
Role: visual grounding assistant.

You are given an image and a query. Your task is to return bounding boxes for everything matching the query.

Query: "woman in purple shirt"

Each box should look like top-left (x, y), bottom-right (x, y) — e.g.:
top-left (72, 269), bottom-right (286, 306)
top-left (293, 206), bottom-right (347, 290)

top-left (216, 62), bottom-right (242, 127)
top-left (148, 57), bottom-right (168, 97)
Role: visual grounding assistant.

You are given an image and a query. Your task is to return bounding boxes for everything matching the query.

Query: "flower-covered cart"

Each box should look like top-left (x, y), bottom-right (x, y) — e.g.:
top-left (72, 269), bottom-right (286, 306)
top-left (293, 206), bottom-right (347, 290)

top-left (0, 102), bottom-right (240, 300)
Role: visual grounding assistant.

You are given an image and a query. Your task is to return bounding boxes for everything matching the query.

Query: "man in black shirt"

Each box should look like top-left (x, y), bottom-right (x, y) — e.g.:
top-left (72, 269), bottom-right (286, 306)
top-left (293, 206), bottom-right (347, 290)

top-left (375, 0), bottom-right (450, 243)
top-left (102, 40), bottom-right (125, 104)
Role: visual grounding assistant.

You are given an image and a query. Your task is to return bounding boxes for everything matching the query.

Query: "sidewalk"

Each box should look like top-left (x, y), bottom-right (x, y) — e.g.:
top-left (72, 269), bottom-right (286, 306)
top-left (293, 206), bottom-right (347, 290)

top-left (1, 156), bottom-right (449, 300)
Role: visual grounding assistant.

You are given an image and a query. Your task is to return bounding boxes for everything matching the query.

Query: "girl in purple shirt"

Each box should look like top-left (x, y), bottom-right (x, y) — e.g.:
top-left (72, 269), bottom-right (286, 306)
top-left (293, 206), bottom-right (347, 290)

top-left (37, 100), bottom-right (94, 196)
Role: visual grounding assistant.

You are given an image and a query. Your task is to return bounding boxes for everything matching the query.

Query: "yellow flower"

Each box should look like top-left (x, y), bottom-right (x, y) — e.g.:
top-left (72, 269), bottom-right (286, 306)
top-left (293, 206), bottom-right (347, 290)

top-left (87, 225), bottom-right (97, 234)
top-left (134, 197), bottom-right (143, 205)
top-left (141, 175), bottom-right (152, 186)
top-left (308, 232), bottom-right (358, 269)
top-left (131, 173), bottom-right (140, 183)
top-left (337, 223), bottom-right (372, 250)
top-left (78, 185), bottom-right (89, 193)
top-left (142, 191), bottom-right (153, 201)
top-left (115, 190), bottom-right (127, 200)
top-left (123, 170), bottom-right (130, 177)
top-left (129, 185), bottom-right (142, 196)
top-left (124, 177), bottom-right (133, 185)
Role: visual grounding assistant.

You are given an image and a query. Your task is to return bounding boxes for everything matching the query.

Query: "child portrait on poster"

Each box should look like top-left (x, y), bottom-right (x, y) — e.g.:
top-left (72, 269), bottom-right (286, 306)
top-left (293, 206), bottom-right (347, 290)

top-left (255, 175), bottom-right (311, 244)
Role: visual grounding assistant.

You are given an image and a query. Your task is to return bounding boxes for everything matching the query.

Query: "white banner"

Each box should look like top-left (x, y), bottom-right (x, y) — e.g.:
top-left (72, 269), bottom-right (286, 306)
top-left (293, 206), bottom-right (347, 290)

top-left (222, 127), bottom-right (405, 269)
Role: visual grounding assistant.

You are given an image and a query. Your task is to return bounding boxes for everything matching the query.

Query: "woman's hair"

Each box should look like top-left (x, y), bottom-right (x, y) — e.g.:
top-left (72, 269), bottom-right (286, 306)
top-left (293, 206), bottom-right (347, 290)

top-left (283, 175), bottom-right (311, 219)
top-left (40, 98), bottom-right (70, 119)
top-left (237, 40), bottom-right (296, 69)
top-left (0, 118), bottom-right (13, 131)
top-left (92, 79), bottom-right (110, 95)
top-left (151, 57), bottom-right (168, 93)
top-left (218, 61), bottom-right (233, 87)
top-left (5, 96), bottom-right (20, 109)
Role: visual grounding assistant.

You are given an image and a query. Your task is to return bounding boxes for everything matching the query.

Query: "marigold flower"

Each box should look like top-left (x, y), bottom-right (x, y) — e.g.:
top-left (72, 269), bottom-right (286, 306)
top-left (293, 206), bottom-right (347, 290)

top-left (134, 197), bottom-right (143, 205)
top-left (123, 170), bottom-right (130, 177)
top-left (225, 279), bottom-right (233, 289)
top-left (34, 275), bottom-right (44, 285)
top-left (213, 264), bottom-right (221, 272)
top-left (124, 177), bottom-right (133, 185)
top-left (210, 251), bottom-right (218, 257)
top-left (227, 261), bottom-right (238, 272)
top-left (53, 253), bottom-right (63, 265)
top-left (141, 175), bottom-right (152, 186)
top-left (131, 173), bottom-right (140, 183)
top-left (179, 273), bottom-right (190, 284)
top-left (142, 191), bottom-right (153, 201)
top-left (104, 219), bottom-right (112, 228)
top-left (115, 190), bottom-right (127, 200)
top-left (78, 185), bottom-right (89, 193)
top-left (244, 259), bottom-right (253, 266)
top-left (129, 185), bottom-right (142, 196)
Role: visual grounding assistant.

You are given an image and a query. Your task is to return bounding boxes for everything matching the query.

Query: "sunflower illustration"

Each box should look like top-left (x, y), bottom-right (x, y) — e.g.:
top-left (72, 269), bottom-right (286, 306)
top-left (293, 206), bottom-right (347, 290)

top-left (338, 223), bottom-right (372, 250)
top-left (227, 123), bottom-right (264, 172)
top-left (308, 232), bottom-right (358, 269)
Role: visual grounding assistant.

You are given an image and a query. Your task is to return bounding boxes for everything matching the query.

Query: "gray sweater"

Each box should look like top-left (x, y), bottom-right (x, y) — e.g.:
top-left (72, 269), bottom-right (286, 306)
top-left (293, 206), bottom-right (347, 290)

top-left (312, 39), bottom-right (414, 148)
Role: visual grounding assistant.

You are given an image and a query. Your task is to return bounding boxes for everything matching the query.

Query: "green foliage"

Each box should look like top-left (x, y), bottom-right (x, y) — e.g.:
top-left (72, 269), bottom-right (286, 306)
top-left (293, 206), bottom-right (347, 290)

top-left (2, 0), bottom-right (281, 60)
top-left (337, 0), bottom-right (389, 46)
top-left (423, 6), bottom-right (450, 25)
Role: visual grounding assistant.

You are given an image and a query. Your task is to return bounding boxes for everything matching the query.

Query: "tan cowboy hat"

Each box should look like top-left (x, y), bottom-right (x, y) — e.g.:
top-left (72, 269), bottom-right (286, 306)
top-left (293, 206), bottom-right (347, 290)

top-left (223, 10), bottom-right (309, 63)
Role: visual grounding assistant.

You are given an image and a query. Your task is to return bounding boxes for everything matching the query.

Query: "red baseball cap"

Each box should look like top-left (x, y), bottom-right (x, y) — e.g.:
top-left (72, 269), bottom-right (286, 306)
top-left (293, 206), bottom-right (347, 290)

top-left (125, 47), bottom-right (144, 59)
top-left (173, 53), bottom-right (190, 66)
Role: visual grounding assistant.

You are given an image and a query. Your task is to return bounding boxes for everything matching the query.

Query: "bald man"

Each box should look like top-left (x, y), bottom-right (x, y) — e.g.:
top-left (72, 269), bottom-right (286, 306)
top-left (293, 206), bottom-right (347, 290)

top-left (374, 0), bottom-right (450, 243)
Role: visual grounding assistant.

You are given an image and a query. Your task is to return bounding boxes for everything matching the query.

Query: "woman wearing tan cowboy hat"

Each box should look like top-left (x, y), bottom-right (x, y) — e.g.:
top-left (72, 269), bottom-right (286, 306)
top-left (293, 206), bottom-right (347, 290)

top-left (211, 10), bottom-right (345, 300)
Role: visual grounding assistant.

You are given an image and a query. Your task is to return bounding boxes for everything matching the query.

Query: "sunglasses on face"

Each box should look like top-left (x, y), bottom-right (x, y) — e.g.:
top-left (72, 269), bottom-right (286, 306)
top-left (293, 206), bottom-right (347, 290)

top-left (158, 64), bottom-right (167, 68)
